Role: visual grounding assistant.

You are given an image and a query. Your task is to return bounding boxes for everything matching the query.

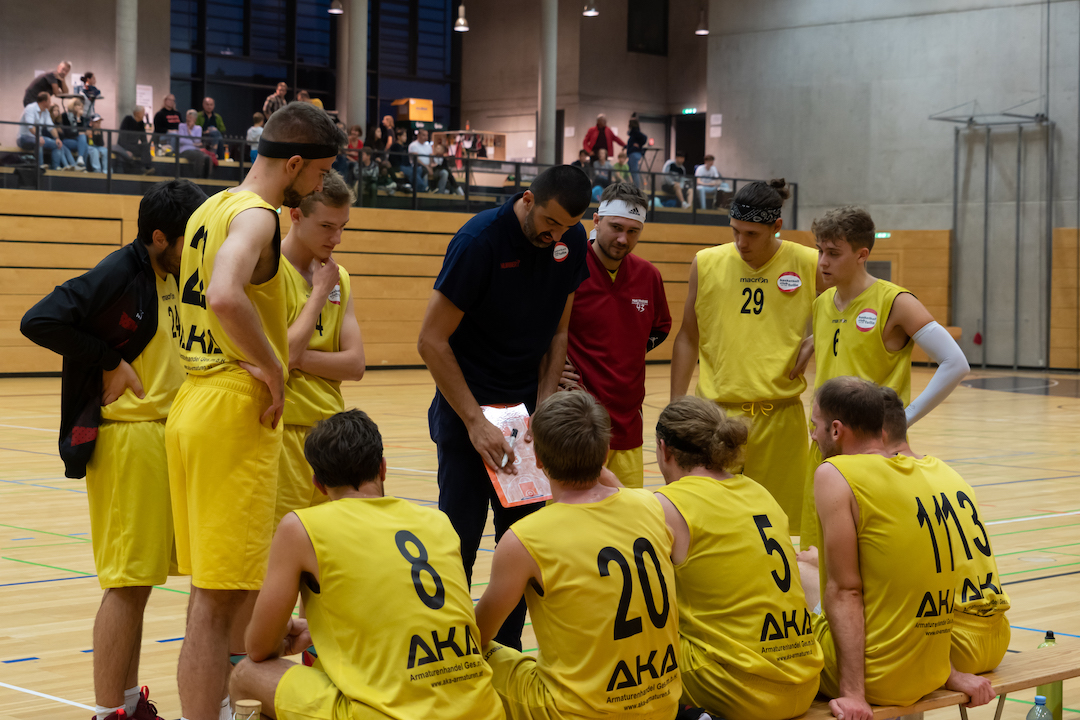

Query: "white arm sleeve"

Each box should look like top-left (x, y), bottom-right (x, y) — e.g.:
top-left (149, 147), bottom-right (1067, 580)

top-left (905, 321), bottom-right (970, 426)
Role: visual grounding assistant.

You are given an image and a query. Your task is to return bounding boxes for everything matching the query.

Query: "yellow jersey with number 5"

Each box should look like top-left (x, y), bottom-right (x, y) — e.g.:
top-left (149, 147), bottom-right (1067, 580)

top-left (177, 189), bottom-right (288, 378)
top-left (811, 279), bottom-right (912, 403)
top-left (695, 241), bottom-right (818, 403)
top-left (281, 260), bottom-right (351, 426)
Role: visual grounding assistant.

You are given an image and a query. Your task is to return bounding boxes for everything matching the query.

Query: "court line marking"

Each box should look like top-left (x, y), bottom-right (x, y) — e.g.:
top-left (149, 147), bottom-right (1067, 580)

top-left (975, 474), bottom-right (1080, 488)
top-left (987, 510), bottom-right (1080, 526)
top-left (0, 680), bottom-right (94, 710)
top-left (388, 466), bottom-right (437, 474)
top-left (0, 423), bottom-right (53, 433)
top-left (0, 478), bottom-right (86, 494)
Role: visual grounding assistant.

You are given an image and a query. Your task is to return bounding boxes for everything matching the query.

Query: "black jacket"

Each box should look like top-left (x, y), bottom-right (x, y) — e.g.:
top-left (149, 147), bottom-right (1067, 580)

top-left (21, 241), bottom-right (161, 478)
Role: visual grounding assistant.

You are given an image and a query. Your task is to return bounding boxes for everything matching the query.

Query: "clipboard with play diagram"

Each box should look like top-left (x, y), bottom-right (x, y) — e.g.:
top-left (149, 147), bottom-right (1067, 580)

top-left (480, 403), bottom-right (551, 508)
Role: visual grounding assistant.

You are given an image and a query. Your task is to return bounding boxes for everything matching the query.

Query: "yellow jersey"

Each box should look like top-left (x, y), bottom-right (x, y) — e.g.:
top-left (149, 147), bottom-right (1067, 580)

top-left (695, 241), bottom-right (817, 403)
top-left (281, 260), bottom-right (351, 427)
top-left (656, 475), bottom-right (822, 685)
top-left (177, 190), bottom-right (288, 379)
top-left (916, 455), bottom-right (1010, 618)
top-left (102, 272), bottom-right (185, 422)
top-left (822, 454), bottom-right (957, 706)
top-left (294, 497), bottom-right (503, 720)
top-left (812, 279), bottom-right (913, 403)
top-left (511, 489), bottom-right (681, 719)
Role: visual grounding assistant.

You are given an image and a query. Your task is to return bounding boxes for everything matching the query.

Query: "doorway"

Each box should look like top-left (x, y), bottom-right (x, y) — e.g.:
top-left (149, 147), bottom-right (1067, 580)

top-left (673, 114), bottom-right (706, 169)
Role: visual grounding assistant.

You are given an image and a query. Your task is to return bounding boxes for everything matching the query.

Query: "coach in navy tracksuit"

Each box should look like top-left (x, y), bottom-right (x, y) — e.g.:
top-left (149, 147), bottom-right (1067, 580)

top-left (417, 165), bottom-right (592, 649)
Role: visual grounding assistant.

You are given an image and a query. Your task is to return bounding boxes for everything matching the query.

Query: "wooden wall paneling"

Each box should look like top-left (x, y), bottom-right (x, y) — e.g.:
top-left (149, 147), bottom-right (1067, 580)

top-left (1049, 230), bottom-right (1079, 369)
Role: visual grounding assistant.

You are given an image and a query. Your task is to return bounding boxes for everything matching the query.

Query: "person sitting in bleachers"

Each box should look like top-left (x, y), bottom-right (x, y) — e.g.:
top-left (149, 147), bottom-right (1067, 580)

top-left (247, 112), bottom-right (266, 164)
top-left (176, 109), bottom-right (212, 178)
top-left (17, 92), bottom-right (68, 170)
top-left (60, 97), bottom-right (91, 171)
top-left (113, 106), bottom-right (155, 175)
top-left (46, 104), bottom-right (77, 171)
top-left (85, 114), bottom-right (109, 174)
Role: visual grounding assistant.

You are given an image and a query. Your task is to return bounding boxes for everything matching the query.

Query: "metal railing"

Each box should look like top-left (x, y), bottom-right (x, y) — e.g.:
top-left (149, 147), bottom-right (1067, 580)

top-left (1, 120), bottom-right (799, 227)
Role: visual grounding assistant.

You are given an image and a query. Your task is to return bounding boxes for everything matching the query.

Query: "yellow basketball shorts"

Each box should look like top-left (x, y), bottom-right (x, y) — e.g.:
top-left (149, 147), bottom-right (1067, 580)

top-left (274, 424), bottom-right (328, 529)
top-left (166, 371), bottom-right (282, 590)
top-left (678, 638), bottom-right (818, 720)
top-left (719, 398), bottom-right (809, 533)
top-left (951, 612), bottom-right (1010, 674)
top-left (275, 664), bottom-right (392, 720)
top-left (85, 419), bottom-right (176, 588)
top-left (799, 442), bottom-right (824, 551)
top-left (606, 446), bottom-right (644, 489)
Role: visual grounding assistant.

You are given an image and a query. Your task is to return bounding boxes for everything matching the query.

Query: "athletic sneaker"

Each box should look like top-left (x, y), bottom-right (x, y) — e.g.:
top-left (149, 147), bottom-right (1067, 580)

top-left (90, 710), bottom-right (125, 720)
top-left (131, 686), bottom-right (164, 720)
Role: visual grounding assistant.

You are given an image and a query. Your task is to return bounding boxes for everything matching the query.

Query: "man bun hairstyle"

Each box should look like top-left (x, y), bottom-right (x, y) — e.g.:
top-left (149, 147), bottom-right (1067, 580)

top-left (532, 165), bottom-right (593, 218)
top-left (815, 376), bottom-right (885, 438)
top-left (299, 169), bottom-right (355, 215)
top-left (137, 179), bottom-right (208, 245)
top-left (262, 101), bottom-right (346, 151)
top-left (599, 181), bottom-right (647, 208)
top-left (657, 396), bottom-right (748, 473)
top-left (880, 386), bottom-right (908, 446)
top-left (731, 178), bottom-right (790, 210)
top-left (531, 391), bottom-right (611, 486)
top-left (812, 206), bottom-right (876, 252)
top-left (304, 409), bottom-right (383, 490)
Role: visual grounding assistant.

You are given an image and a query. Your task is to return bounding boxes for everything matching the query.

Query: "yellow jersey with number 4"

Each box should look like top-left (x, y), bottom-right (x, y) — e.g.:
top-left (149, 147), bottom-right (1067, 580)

top-left (177, 190), bottom-right (288, 379)
top-left (294, 497), bottom-right (503, 720)
top-left (695, 241), bottom-right (817, 403)
top-left (819, 454), bottom-right (957, 706)
top-left (281, 260), bottom-right (351, 426)
top-left (656, 475), bottom-right (823, 685)
top-left (812, 279), bottom-right (913, 403)
top-left (511, 488), bottom-right (681, 718)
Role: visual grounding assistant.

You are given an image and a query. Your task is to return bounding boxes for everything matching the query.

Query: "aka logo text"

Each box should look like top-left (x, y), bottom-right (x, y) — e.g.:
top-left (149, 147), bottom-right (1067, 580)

top-left (407, 625), bottom-right (481, 669)
top-left (606, 644), bottom-right (678, 691)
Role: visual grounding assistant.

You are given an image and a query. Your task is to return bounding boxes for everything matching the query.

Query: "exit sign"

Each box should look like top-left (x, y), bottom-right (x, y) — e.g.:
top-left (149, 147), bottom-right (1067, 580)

top-left (875, 232), bottom-right (891, 239)
top-left (682, 108), bottom-right (697, 115)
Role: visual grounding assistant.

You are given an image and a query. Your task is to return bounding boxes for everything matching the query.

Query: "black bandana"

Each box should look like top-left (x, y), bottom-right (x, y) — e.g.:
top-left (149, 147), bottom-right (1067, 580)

top-left (729, 201), bottom-right (781, 225)
top-left (257, 138), bottom-right (339, 160)
top-left (656, 422), bottom-right (703, 455)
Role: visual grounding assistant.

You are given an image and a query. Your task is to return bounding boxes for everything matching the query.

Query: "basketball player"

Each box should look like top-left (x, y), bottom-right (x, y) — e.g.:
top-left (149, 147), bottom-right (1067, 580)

top-left (20, 180), bottom-right (207, 720)
top-left (670, 179), bottom-right (817, 531)
top-left (799, 206), bottom-right (970, 550)
top-left (475, 391), bottom-right (681, 720)
top-left (166, 102), bottom-right (343, 720)
top-left (275, 170), bottom-right (365, 529)
top-left (806, 377), bottom-right (992, 719)
top-left (418, 165), bottom-right (592, 648)
top-left (653, 396), bottom-right (822, 720)
top-left (230, 410), bottom-right (504, 720)
top-left (561, 181), bottom-right (671, 488)
top-left (880, 387), bottom-right (1011, 674)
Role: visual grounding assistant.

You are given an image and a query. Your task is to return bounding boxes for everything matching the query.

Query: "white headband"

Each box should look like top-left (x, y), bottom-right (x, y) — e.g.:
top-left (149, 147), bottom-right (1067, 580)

top-left (597, 199), bottom-right (646, 225)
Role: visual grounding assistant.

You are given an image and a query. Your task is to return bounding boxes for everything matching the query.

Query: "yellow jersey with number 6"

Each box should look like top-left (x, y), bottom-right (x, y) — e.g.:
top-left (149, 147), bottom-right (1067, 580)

top-left (281, 260), bottom-right (351, 426)
top-left (695, 241), bottom-right (817, 403)
top-left (177, 190), bottom-right (288, 378)
top-left (811, 280), bottom-right (913, 403)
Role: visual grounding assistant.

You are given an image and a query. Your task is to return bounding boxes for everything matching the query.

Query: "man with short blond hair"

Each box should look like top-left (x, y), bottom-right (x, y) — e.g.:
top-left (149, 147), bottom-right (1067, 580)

top-left (23, 60), bottom-right (71, 106)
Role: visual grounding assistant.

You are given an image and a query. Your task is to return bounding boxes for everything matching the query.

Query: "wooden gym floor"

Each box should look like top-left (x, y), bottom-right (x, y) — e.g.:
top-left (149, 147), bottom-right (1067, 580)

top-left (1, 364), bottom-right (1079, 720)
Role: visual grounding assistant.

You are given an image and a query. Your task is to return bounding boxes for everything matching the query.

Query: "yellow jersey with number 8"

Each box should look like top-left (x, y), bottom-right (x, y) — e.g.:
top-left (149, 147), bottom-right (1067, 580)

top-left (177, 190), bottom-right (288, 378)
top-left (281, 260), bottom-right (351, 426)
top-left (695, 241), bottom-right (817, 403)
top-left (811, 279), bottom-right (913, 403)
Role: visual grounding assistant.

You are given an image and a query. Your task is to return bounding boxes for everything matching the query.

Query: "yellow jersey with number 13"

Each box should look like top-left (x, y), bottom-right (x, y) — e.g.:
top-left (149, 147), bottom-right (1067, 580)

top-left (177, 190), bottom-right (288, 379)
top-left (695, 241), bottom-right (817, 403)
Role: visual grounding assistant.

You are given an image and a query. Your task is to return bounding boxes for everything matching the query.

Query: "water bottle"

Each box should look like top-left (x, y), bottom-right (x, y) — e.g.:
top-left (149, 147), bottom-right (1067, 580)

top-left (1035, 631), bottom-right (1063, 720)
top-left (1027, 695), bottom-right (1053, 720)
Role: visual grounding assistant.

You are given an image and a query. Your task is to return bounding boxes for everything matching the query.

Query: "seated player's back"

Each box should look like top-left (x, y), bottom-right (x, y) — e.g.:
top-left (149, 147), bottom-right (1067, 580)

top-left (513, 487), bottom-right (681, 718)
top-left (819, 454), bottom-right (958, 706)
top-left (658, 474), bottom-right (822, 685)
top-left (918, 455), bottom-right (1011, 673)
top-left (295, 495), bottom-right (503, 720)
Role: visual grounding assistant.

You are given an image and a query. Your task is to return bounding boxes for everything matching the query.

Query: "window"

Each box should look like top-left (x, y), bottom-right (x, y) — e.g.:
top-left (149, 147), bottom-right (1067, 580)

top-left (628, 0), bottom-right (668, 56)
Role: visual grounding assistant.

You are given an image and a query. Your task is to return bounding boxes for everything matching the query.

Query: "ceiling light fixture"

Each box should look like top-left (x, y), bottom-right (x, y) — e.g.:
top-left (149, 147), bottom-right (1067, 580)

top-left (583, 1), bottom-right (599, 17)
top-left (328, 0), bottom-right (343, 14)
top-left (695, 6), bottom-right (709, 35)
top-left (454, 3), bottom-right (469, 32)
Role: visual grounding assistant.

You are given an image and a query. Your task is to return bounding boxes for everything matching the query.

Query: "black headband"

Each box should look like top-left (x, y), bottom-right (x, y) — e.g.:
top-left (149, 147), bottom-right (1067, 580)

top-left (257, 138), bottom-right (339, 160)
top-left (656, 422), bottom-right (704, 456)
top-left (729, 201), bottom-right (782, 225)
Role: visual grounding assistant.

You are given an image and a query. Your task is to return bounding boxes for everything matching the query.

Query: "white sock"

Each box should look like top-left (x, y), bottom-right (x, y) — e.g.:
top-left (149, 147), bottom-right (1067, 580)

top-left (219, 695), bottom-right (232, 720)
top-left (96, 705), bottom-right (123, 720)
top-left (124, 686), bottom-right (140, 715)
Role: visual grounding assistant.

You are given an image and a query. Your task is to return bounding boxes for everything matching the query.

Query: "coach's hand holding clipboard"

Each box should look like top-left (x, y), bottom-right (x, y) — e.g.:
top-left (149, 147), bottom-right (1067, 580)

top-left (479, 404), bottom-right (552, 507)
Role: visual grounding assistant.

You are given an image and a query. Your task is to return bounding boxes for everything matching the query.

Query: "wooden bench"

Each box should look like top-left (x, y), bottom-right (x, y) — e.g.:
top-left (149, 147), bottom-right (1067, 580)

top-left (798, 644), bottom-right (1080, 720)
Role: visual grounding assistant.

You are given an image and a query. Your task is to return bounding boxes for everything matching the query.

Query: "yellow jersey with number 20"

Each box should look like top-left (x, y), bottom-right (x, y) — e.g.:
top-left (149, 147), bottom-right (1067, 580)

top-left (177, 189), bottom-right (288, 379)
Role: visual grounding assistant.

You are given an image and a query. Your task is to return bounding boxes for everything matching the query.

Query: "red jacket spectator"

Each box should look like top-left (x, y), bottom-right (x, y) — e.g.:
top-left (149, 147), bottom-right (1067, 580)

top-left (582, 116), bottom-right (625, 156)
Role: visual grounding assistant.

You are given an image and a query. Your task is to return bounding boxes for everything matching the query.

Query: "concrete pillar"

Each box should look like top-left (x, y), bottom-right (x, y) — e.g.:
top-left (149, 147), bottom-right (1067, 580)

top-left (115, 0), bottom-right (138, 121)
top-left (348, 0), bottom-right (368, 131)
top-left (536, 0), bottom-right (557, 165)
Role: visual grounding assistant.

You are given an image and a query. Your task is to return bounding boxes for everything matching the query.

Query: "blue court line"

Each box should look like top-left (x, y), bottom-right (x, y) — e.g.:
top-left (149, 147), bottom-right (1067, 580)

top-left (2, 657), bottom-right (39, 663)
top-left (944, 452), bottom-right (1037, 463)
top-left (156, 637), bottom-right (184, 643)
top-left (397, 496), bottom-right (439, 506)
top-left (974, 474), bottom-right (1080, 488)
top-left (69, 532), bottom-right (88, 536)
top-left (0, 446), bottom-right (55, 457)
top-left (0, 477), bottom-right (86, 494)
top-left (1004, 569), bottom-right (1080, 586)
top-left (81, 649), bottom-right (93, 653)
top-left (0, 575), bottom-right (97, 587)
top-left (1012, 626), bottom-right (1080, 639)
top-left (10, 537), bottom-right (33, 541)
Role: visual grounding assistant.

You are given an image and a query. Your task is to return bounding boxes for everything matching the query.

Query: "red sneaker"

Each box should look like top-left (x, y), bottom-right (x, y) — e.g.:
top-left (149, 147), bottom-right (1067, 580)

top-left (131, 687), bottom-right (164, 720)
top-left (90, 710), bottom-right (125, 720)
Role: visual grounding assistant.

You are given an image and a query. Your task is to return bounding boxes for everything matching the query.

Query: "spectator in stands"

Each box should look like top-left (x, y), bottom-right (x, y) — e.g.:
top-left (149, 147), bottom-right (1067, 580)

top-left (694, 154), bottom-right (722, 209)
top-left (154, 94), bottom-right (182, 152)
top-left (114, 106), bottom-right (155, 175)
top-left (571, 148), bottom-right (595, 183)
top-left (74, 72), bottom-right (102, 118)
top-left (262, 82), bottom-right (288, 117)
top-left (85, 114), bottom-right (108, 174)
top-left (23, 61), bottom-right (71, 107)
top-left (346, 125), bottom-right (363, 160)
top-left (381, 115), bottom-right (396, 151)
top-left (582, 112), bottom-right (625, 162)
top-left (431, 143), bottom-right (462, 195)
top-left (611, 150), bottom-right (631, 184)
top-left (626, 115), bottom-right (647, 188)
top-left (196, 97), bottom-right (226, 159)
top-left (662, 150), bottom-right (691, 209)
top-left (359, 147), bottom-right (380, 205)
top-left (18, 93), bottom-right (66, 170)
top-left (246, 112), bottom-right (265, 163)
top-left (47, 105), bottom-right (78, 171)
top-left (408, 128), bottom-right (434, 192)
top-left (592, 147), bottom-right (613, 189)
top-left (176, 109), bottom-right (212, 178)
top-left (388, 127), bottom-right (408, 170)
top-left (296, 90), bottom-right (324, 110)
top-left (60, 97), bottom-right (90, 171)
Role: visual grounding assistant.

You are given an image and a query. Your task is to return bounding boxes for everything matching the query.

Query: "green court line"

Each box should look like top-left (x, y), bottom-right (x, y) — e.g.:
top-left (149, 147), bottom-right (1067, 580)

top-left (0, 541), bottom-right (86, 551)
top-left (998, 542), bottom-right (1080, 558)
top-left (1001, 560), bottom-right (1080, 577)
top-left (0, 522), bottom-right (91, 542)
top-left (1, 555), bottom-right (94, 575)
top-left (994, 522), bottom-right (1080, 537)
top-left (1003, 697), bottom-right (1080, 714)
